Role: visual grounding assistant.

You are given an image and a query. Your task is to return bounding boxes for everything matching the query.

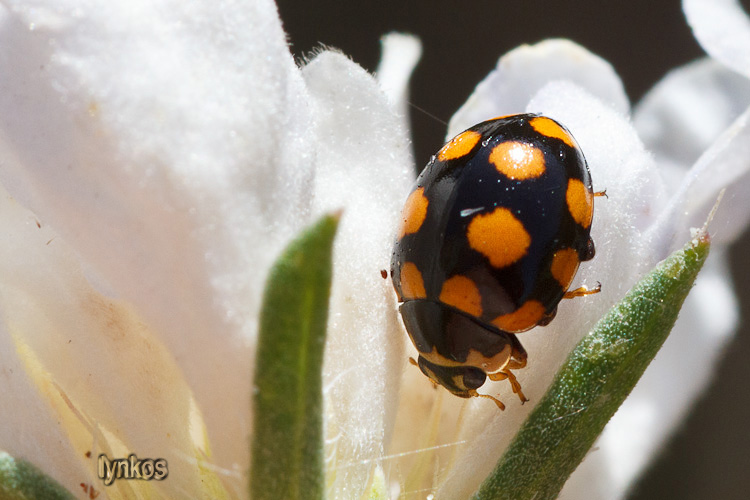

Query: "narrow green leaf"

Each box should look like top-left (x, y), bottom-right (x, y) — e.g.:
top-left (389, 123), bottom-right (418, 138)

top-left (0, 452), bottom-right (76, 500)
top-left (250, 213), bottom-right (340, 500)
top-left (473, 232), bottom-right (710, 500)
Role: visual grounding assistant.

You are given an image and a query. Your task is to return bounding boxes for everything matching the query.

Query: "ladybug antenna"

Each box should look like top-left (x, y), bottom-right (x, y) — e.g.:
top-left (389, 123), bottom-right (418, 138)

top-left (408, 101), bottom-right (448, 126)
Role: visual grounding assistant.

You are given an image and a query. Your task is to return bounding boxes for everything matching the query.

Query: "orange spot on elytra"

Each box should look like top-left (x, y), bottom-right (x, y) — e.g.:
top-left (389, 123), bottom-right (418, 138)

top-left (398, 187), bottom-right (429, 238)
top-left (399, 262), bottom-right (426, 299)
top-left (467, 208), bottom-right (530, 269)
top-left (550, 248), bottom-right (580, 290)
top-left (438, 130), bottom-right (482, 161)
top-left (439, 275), bottom-right (483, 317)
top-left (489, 141), bottom-right (546, 180)
top-left (529, 116), bottom-right (577, 148)
top-left (492, 300), bottom-right (546, 333)
top-left (566, 178), bottom-right (594, 229)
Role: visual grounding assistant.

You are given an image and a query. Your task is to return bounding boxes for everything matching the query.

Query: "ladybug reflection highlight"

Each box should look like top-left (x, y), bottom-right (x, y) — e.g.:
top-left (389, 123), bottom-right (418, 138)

top-left (391, 113), bottom-right (602, 409)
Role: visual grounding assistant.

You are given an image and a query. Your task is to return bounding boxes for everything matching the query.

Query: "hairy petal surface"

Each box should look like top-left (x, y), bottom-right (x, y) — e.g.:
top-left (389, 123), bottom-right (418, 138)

top-left (0, 0), bottom-right (313, 482)
top-left (302, 51), bottom-right (414, 498)
top-left (0, 0), bottom-right (418, 495)
top-left (447, 39), bottom-right (629, 138)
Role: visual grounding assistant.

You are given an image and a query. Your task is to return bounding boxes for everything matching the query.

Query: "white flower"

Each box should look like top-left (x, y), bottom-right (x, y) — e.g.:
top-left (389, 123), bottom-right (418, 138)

top-left (0, 0), bottom-right (412, 497)
top-left (0, 0), bottom-right (748, 499)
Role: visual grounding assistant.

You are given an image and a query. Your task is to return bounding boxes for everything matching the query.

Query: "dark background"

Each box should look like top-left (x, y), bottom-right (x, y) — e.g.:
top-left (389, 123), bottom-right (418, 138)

top-left (275, 1), bottom-right (750, 498)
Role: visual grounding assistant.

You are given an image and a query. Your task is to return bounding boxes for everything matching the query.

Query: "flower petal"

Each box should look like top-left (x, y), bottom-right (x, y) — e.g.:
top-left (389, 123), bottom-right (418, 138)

top-left (645, 104), bottom-right (750, 252)
top-left (0, 188), bottom-right (229, 499)
top-left (634, 58), bottom-right (750, 250)
top-left (447, 39), bottom-right (629, 138)
top-left (684, 0), bottom-right (750, 78)
top-left (634, 58), bottom-right (750, 172)
top-left (638, 56), bottom-right (750, 249)
top-left (376, 32), bottom-right (423, 120)
top-left (0, 0), bottom-right (313, 478)
top-left (301, 51), bottom-right (414, 498)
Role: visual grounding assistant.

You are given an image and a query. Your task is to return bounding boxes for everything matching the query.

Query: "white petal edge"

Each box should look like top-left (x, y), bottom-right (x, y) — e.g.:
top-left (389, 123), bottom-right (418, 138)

top-left (447, 39), bottom-right (629, 138)
top-left (0, 0), bottom-right (314, 478)
top-left (684, 0), bottom-right (750, 78)
top-left (634, 58), bottom-right (750, 173)
top-left (645, 103), bottom-right (750, 252)
top-left (301, 51), bottom-right (414, 499)
top-left (376, 32), bottom-right (423, 120)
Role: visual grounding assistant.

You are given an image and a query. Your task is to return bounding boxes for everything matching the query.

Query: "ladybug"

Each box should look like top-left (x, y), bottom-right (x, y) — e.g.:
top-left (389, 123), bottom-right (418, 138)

top-left (390, 113), bottom-right (602, 409)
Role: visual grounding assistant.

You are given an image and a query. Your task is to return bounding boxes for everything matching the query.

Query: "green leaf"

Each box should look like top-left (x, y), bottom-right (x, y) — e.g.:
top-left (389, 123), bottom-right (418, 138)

top-left (250, 213), bottom-right (340, 500)
top-left (0, 452), bottom-right (76, 500)
top-left (473, 232), bottom-right (710, 500)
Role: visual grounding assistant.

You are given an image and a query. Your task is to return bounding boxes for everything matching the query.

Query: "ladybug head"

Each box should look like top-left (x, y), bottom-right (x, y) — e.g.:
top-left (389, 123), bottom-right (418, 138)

top-left (416, 356), bottom-right (487, 398)
top-left (399, 299), bottom-right (526, 409)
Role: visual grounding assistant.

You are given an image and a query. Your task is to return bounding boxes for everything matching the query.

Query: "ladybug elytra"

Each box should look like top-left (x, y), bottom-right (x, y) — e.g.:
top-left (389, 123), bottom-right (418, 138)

top-left (391, 113), bottom-right (602, 409)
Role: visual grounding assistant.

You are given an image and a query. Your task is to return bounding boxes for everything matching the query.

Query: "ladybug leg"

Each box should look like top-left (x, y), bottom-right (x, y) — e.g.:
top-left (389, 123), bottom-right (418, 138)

top-left (468, 390), bottom-right (506, 410)
top-left (594, 189), bottom-right (608, 198)
top-left (564, 281), bottom-right (602, 299)
top-left (488, 370), bottom-right (528, 403)
top-left (486, 334), bottom-right (528, 404)
top-left (507, 371), bottom-right (528, 403)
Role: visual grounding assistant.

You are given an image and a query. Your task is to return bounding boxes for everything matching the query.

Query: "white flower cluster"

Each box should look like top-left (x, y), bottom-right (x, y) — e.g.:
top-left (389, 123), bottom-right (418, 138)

top-left (0, 0), bottom-right (747, 498)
